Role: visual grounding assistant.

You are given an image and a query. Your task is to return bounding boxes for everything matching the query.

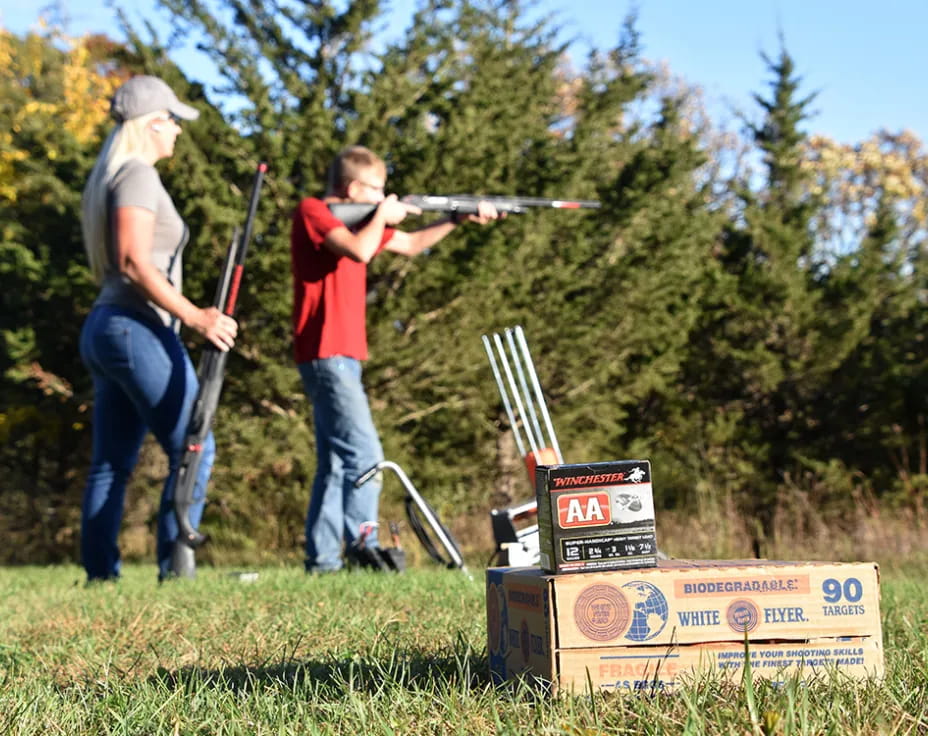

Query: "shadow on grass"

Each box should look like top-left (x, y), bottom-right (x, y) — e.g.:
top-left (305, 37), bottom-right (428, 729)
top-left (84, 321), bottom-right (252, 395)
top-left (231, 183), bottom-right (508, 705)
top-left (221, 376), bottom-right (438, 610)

top-left (149, 644), bottom-right (493, 696)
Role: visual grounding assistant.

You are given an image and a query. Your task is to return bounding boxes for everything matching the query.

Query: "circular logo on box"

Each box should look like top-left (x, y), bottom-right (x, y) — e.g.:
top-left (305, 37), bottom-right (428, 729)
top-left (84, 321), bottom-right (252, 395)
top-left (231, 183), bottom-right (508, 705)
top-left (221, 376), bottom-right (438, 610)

top-left (574, 584), bottom-right (630, 641)
top-left (726, 599), bottom-right (760, 633)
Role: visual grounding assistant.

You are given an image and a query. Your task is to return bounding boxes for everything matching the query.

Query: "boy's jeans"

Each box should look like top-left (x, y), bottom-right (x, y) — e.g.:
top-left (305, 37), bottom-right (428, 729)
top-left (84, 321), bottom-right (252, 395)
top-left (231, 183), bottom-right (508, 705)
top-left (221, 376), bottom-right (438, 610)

top-left (79, 305), bottom-right (214, 581)
top-left (298, 357), bottom-right (384, 572)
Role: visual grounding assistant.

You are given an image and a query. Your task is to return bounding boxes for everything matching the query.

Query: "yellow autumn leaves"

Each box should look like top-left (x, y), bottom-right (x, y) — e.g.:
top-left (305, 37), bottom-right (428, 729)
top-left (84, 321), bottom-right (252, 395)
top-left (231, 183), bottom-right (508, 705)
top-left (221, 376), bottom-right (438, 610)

top-left (804, 131), bottom-right (927, 230)
top-left (0, 22), bottom-right (121, 202)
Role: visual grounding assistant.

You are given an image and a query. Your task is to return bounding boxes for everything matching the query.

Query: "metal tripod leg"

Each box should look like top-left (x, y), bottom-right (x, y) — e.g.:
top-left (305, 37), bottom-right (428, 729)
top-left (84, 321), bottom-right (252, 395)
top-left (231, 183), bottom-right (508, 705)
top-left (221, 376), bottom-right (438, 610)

top-left (355, 460), bottom-right (468, 575)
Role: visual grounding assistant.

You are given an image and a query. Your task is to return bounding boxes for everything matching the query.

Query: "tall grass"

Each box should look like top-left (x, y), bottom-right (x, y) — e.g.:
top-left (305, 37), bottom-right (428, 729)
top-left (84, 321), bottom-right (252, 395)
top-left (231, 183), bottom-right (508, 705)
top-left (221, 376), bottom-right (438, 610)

top-left (1, 563), bottom-right (926, 735)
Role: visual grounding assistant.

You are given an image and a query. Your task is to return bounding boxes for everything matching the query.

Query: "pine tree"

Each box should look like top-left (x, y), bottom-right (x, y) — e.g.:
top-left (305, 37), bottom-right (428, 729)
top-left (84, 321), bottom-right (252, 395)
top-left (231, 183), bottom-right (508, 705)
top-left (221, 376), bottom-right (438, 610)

top-left (11, 5), bottom-right (925, 564)
top-left (0, 28), bottom-right (121, 560)
top-left (688, 47), bottom-right (910, 546)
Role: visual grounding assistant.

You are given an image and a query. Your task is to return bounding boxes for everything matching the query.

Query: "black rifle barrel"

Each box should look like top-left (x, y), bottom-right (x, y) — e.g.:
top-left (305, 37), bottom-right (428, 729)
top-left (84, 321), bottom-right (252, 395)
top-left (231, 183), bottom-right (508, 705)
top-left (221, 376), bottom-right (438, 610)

top-left (329, 194), bottom-right (600, 227)
top-left (172, 162), bottom-right (267, 549)
top-left (213, 226), bottom-right (239, 312)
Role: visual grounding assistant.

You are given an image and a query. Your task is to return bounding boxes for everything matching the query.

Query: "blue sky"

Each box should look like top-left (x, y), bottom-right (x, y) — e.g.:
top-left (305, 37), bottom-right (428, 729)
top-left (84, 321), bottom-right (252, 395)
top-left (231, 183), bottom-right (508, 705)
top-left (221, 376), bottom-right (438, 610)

top-left (3, 0), bottom-right (926, 145)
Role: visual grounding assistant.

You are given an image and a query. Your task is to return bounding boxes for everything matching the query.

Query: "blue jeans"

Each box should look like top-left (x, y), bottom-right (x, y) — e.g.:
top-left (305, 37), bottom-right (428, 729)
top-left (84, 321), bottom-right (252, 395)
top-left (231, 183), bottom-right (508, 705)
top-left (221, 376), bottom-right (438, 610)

top-left (79, 305), bottom-right (214, 581)
top-left (298, 357), bottom-right (384, 571)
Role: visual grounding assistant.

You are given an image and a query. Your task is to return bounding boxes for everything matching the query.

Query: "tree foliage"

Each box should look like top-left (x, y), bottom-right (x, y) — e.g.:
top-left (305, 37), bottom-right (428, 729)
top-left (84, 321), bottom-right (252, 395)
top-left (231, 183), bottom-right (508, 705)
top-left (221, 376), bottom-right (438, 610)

top-left (0, 26), bottom-right (123, 560)
top-left (1, 7), bottom-right (925, 564)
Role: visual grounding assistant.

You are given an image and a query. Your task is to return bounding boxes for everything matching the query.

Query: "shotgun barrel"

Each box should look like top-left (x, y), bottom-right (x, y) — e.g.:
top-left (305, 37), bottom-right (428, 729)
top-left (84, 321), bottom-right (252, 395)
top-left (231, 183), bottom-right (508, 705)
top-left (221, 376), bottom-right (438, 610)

top-left (170, 163), bottom-right (267, 561)
top-left (329, 194), bottom-right (600, 227)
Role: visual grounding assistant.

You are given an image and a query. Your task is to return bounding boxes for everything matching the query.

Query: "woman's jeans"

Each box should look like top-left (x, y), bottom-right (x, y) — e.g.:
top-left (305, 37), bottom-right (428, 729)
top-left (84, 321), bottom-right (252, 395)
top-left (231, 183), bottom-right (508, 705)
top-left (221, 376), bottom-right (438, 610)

top-left (79, 305), bottom-right (214, 581)
top-left (298, 357), bottom-right (384, 572)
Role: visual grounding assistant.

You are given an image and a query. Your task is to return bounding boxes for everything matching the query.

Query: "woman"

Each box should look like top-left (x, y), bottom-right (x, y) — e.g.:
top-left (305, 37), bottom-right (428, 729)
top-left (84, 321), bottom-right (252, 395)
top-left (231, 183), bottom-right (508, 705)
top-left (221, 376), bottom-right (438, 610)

top-left (79, 75), bottom-right (237, 582)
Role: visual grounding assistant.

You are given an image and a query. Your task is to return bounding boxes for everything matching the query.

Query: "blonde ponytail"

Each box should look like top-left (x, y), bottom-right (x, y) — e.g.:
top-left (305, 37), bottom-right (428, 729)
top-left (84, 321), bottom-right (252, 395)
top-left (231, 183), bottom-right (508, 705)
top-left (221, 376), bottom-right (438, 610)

top-left (81, 111), bottom-right (165, 283)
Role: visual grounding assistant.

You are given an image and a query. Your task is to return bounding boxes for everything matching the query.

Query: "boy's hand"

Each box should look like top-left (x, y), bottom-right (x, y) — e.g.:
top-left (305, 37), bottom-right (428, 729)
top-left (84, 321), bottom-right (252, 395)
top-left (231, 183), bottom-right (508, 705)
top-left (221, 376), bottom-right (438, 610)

top-left (378, 194), bottom-right (422, 225)
top-left (462, 200), bottom-right (504, 225)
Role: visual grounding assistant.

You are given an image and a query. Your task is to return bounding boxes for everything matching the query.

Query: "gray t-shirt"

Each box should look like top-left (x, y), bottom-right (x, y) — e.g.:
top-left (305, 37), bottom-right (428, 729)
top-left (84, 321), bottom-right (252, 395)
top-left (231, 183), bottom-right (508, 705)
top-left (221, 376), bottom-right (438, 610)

top-left (94, 158), bottom-right (189, 328)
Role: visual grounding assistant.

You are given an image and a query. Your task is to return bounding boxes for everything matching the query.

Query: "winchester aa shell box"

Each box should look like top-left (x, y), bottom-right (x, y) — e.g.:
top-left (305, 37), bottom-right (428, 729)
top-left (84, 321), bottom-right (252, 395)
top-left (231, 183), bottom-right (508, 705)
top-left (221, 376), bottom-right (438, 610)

top-left (535, 460), bottom-right (657, 574)
top-left (486, 560), bottom-right (884, 693)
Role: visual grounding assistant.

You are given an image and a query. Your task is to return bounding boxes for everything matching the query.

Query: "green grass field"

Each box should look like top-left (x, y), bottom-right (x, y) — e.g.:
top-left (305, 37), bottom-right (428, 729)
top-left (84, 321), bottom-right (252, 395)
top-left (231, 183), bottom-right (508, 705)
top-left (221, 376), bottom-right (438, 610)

top-left (1, 562), bottom-right (926, 735)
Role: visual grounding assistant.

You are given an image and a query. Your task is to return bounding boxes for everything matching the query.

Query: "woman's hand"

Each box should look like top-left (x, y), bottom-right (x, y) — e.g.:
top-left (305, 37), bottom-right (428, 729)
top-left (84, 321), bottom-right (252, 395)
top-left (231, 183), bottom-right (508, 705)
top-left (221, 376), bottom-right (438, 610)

top-left (187, 307), bottom-right (238, 352)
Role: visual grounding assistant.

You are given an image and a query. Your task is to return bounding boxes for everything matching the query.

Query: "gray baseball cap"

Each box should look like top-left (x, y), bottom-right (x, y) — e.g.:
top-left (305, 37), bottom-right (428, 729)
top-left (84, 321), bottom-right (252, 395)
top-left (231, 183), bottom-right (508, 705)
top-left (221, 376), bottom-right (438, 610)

top-left (110, 75), bottom-right (200, 123)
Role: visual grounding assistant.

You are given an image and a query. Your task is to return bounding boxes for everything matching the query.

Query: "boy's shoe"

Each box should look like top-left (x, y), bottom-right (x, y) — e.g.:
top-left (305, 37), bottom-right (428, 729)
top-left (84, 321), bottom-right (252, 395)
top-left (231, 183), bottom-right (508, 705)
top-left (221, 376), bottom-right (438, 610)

top-left (346, 543), bottom-right (405, 572)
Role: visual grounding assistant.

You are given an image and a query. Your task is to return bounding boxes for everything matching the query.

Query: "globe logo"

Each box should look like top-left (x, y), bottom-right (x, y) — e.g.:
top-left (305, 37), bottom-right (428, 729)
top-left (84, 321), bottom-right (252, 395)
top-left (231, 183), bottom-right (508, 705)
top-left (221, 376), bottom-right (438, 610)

top-left (620, 580), bottom-right (669, 642)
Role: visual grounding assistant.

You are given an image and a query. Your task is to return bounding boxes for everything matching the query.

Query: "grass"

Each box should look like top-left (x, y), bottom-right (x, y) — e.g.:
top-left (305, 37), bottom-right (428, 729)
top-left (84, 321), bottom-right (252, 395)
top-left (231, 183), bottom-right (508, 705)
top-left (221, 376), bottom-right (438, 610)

top-left (1, 561), bottom-right (927, 735)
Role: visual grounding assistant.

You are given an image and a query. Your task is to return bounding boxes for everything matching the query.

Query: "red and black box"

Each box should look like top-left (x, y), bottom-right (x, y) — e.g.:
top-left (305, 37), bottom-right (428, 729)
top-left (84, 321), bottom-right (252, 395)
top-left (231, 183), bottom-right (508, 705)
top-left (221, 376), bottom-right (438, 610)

top-left (535, 460), bottom-right (658, 574)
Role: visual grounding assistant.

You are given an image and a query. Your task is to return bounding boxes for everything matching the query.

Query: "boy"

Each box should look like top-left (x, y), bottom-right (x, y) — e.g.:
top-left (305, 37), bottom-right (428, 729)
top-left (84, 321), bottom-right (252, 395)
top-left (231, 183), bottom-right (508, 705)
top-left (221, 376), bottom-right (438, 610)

top-left (291, 145), bottom-right (499, 572)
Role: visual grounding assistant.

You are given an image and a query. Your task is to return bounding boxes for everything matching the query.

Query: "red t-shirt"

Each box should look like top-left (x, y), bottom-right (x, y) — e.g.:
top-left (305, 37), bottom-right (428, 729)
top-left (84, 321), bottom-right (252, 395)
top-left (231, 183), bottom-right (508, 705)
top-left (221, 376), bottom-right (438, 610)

top-left (290, 197), bottom-right (394, 362)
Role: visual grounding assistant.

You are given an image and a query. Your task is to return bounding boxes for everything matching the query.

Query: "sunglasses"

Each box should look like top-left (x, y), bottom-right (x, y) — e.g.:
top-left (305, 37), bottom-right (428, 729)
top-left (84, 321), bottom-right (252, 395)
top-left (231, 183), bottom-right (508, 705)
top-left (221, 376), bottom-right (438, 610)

top-left (154, 112), bottom-right (184, 125)
top-left (357, 180), bottom-right (385, 194)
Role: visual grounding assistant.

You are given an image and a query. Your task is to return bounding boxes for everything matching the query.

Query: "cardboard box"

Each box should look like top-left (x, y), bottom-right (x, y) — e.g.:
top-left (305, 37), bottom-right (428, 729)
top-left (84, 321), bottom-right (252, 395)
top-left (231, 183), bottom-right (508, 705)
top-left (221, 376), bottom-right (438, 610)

top-left (486, 559), bottom-right (883, 692)
top-left (557, 637), bottom-right (883, 693)
top-left (535, 460), bottom-right (658, 574)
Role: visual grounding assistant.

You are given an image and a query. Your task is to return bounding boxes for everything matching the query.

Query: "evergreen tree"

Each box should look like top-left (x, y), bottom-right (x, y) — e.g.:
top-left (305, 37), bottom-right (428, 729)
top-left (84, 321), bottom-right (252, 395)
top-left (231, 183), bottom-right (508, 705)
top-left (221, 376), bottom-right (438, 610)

top-left (689, 47), bottom-right (912, 545)
top-left (814, 192), bottom-right (928, 504)
top-left (705, 48), bottom-right (826, 544)
top-left (141, 0), bottom-right (693, 527)
top-left (359, 10), bottom-right (675, 514)
top-left (0, 28), bottom-right (123, 560)
top-left (7, 6), bottom-right (925, 565)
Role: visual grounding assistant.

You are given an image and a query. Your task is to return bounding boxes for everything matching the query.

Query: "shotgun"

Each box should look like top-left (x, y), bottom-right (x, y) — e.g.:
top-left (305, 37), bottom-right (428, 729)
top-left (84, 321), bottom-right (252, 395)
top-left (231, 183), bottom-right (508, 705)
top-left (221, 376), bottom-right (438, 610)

top-left (169, 162), bottom-right (267, 576)
top-left (329, 194), bottom-right (600, 227)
